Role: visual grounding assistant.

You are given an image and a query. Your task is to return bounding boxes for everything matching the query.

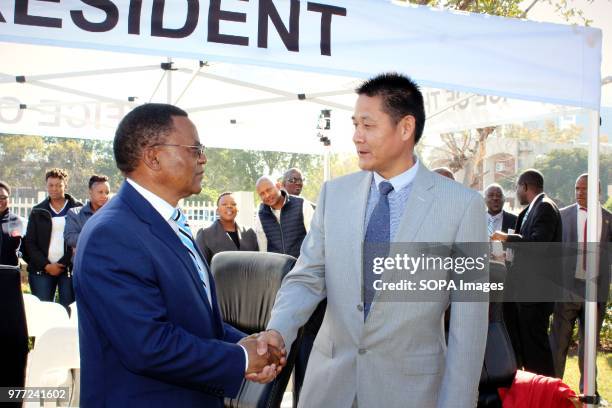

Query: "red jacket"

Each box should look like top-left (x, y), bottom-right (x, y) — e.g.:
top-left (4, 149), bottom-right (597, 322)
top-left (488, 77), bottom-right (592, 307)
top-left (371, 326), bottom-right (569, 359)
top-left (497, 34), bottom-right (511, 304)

top-left (499, 370), bottom-right (579, 408)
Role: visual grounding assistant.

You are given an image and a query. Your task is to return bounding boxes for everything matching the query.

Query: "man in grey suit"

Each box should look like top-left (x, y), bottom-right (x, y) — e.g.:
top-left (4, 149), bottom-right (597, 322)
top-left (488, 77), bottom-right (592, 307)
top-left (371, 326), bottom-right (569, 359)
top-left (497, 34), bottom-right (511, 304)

top-left (253, 73), bottom-right (489, 407)
top-left (550, 174), bottom-right (611, 395)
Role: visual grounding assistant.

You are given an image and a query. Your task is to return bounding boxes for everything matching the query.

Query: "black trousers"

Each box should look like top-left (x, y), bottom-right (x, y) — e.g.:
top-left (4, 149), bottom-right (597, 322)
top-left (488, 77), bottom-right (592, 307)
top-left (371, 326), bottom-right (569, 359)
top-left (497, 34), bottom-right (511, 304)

top-left (549, 301), bottom-right (606, 392)
top-left (505, 302), bottom-right (555, 377)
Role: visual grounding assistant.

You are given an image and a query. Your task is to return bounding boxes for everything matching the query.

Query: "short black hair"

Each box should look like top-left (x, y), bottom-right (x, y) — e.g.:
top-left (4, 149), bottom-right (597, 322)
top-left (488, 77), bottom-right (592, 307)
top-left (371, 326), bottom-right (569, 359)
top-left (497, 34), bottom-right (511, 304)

top-left (216, 191), bottom-right (233, 206)
top-left (356, 72), bottom-right (426, 144)
top-left (518, 169), bottom-right (544, 191)
top-left (114, 103), bottom-right (188, 174)
top-left (88, 174), bottom-right (109, 189)
top-left (0, 180), bottom-right (10, 194)
top-left (45, 168), bottom-right (69, 183)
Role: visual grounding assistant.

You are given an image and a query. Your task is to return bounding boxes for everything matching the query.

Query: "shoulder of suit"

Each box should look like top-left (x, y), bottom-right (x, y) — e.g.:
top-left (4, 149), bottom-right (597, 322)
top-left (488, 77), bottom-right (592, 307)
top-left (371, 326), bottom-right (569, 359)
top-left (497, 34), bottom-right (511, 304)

top-left (503, 210), bottom-right (518, 218)
top-left (559, 203), bottom-right (576, 214)
top-left (199, 221), bottom-right (219, 235)
top-left (430, 172), bottom-right (482, 203)
top-left (326, 170), bottom-right (369, 188)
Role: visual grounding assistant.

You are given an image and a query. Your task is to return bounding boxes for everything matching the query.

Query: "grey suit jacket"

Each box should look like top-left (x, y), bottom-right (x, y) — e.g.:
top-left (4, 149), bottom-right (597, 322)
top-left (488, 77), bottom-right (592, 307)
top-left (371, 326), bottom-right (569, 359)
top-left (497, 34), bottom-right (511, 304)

top-left (267, 163), bottom-right (489, 408)
top-left (559, 203), bottom-right (612, 243)
top-left (195, 220), bottom-right (258, 264)
top-left (559, 203), bottom-right (611, 301)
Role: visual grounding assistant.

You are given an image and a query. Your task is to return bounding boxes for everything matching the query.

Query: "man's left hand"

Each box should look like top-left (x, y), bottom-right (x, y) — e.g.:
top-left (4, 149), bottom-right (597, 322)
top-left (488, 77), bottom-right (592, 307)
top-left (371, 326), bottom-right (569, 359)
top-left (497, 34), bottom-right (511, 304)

top-left (490, 231), bottom-right (508, 242)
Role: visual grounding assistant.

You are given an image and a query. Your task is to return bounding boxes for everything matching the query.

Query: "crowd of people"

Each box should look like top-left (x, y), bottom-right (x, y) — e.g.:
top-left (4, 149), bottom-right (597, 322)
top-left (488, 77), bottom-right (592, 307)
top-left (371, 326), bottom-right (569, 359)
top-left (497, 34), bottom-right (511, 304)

top-left (0, 71), bottom-right (609, 407)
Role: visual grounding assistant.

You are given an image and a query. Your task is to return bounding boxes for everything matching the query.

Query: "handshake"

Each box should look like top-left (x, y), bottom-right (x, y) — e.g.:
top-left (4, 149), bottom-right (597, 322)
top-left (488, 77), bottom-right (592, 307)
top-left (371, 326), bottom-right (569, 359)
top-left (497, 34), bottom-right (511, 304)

top-left (238, 330), bottom-right (287, 384)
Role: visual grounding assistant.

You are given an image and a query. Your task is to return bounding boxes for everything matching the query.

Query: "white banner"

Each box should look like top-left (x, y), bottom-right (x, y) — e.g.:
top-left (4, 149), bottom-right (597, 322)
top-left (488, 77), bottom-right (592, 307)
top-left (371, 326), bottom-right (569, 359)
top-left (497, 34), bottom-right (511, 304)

top-left (0, 0), bottom-right (602, 109)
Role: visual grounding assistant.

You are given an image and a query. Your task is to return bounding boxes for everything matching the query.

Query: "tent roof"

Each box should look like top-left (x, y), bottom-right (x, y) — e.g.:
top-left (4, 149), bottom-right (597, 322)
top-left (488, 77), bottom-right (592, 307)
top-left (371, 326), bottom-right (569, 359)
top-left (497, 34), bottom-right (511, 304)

top-left (0, 0), bottom-right (602, 153)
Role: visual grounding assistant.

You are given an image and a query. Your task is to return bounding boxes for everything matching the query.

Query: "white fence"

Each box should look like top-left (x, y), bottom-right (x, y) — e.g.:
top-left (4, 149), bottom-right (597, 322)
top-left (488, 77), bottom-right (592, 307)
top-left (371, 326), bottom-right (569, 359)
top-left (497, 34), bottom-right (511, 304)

top-left (10, 197), bottom-right (38, 219)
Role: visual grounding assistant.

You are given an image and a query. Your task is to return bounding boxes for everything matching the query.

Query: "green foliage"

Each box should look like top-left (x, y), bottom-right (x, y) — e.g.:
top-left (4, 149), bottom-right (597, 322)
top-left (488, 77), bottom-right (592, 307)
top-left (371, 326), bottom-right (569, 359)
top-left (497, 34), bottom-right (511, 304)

top-left (533, 148), bottom-right (611, 208)
top-left (0, 134), bottom-right (324, 204)
top-left (605, 196), bottom-right (612, 212)
top-left (406, 0), bottom-right (523, 17)
top-left (0, 135), bottom-right (121, 200)
top-left (406, 0), bottom-right (597, 25)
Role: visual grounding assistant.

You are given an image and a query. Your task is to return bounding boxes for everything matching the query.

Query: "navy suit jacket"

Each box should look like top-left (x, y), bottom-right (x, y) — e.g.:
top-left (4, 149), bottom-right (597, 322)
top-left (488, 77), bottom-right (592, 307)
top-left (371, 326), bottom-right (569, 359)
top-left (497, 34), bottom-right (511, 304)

top-left (501, 210), bottom-right (518, 233)
top-left (73, 181), bottom-right (246, 407)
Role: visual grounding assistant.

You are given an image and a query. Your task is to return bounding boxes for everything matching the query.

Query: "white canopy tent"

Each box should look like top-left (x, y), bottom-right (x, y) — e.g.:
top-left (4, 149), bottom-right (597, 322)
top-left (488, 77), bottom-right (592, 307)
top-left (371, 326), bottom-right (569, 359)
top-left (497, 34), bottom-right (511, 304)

top-left (0, 0), bottom-right (604, 403)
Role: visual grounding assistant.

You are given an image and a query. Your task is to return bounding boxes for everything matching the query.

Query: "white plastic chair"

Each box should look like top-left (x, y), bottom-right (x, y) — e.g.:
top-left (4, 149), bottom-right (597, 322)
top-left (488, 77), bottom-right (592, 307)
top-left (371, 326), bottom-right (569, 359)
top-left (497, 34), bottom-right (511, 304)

top-left (68, 302), bottom-right (78, 327)
top-left (24, 299), bottom-right (70, 338)
top-left (24, 326), bottom-right (80, 407)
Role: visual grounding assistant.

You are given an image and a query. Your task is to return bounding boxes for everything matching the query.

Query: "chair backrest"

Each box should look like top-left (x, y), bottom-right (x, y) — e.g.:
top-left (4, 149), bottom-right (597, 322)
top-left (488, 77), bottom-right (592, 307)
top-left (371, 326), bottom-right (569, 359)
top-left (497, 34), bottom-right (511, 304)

top-left (211, 251), bottom-right (300, 408)
top-left (24, 299), bottom-right (70, 338)
top-left (0, 264), bottom-right (29, 387)
top-left (68, 302), bottom-right (78, 327)
top-left (479, 261), bottom-right (517, 402)
top-left (24, 325), bottom-right (80, 407)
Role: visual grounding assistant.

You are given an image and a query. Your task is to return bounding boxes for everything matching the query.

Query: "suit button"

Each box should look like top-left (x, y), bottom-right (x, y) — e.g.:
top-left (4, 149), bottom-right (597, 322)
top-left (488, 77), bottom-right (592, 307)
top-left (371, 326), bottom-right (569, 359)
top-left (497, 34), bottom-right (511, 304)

top-left (358, 348), bottom-right (367, 355)
top-left (357, 304), bottom-right (364, 311)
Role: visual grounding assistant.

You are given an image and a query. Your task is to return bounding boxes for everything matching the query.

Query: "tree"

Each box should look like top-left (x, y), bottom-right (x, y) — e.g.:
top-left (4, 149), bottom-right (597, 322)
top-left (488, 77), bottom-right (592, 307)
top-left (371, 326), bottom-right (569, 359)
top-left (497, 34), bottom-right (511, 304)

top-left (0, 134), bottom-right (324, 204)
top-left (534, 148), bottom-right (611, 207)
top-left (605, 196), bottom-right (612, 213)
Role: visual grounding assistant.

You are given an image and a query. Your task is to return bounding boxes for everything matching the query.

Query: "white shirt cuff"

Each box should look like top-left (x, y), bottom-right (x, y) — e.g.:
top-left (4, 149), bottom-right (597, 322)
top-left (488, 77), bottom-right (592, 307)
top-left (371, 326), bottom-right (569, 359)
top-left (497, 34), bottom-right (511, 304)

top-left (239, 344), bottom-right (249, 373)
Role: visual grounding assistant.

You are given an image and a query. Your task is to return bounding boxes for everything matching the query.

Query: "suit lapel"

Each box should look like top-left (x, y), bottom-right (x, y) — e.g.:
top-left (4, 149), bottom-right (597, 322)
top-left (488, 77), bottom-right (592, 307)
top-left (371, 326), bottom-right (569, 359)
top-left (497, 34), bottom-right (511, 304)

top-left (516, 208), bottom-right (527, 233)
top-left (568, 204), bottom-right (578, 242)
top-left (348, 172), bottom-right (373, 312)
top-left (121, 182), bottom-right (213, 314)
top-left (395, 162), bottom-right (435, 242)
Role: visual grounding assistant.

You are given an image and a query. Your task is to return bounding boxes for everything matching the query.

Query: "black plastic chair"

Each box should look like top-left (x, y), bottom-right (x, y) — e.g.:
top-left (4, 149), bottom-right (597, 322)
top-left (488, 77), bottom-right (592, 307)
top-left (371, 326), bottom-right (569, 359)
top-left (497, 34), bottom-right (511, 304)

top-left (0, 264), bottom-right (29, 406)
top-left (211, 251), bottom-right (301, 408)
top-left (478, 261), bottom-right (518, 408)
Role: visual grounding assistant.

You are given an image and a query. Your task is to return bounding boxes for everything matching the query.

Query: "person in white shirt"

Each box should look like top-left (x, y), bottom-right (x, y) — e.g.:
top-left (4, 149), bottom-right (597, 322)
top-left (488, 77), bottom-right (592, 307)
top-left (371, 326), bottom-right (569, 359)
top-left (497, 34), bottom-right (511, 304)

top-left (23, 168), bottom-right (82, 309)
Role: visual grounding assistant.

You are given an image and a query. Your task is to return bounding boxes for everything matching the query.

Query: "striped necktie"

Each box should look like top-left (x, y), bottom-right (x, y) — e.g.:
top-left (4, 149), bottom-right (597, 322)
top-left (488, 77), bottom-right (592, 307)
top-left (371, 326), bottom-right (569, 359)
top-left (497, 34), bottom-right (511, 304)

top-left (487, 216), bottom-right (496, 237)
top-left (363, 181), bottom-right (394, 319)
top-left (172, 208), bottom-right (207, 288)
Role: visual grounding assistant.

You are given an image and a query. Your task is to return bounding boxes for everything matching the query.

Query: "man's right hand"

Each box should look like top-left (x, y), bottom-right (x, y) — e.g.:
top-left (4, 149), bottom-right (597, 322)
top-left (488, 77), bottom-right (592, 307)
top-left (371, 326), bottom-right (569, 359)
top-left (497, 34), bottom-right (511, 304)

top-left (44, 263), bottom-right (65, 276)
top-left (241, 330), bottom-right (287, 384)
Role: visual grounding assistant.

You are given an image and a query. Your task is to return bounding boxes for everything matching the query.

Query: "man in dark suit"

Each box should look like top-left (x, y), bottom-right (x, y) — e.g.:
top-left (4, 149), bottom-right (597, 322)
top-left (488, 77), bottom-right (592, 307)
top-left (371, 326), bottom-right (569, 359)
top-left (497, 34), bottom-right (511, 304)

top-left (485, 183), bottom-right (517, 235)
top-left (492, 169), bottom-right (562, 377)
top-left (73, 104), bottom-right (284, 407)
top-left (550, 174), bottom-right (611, 394)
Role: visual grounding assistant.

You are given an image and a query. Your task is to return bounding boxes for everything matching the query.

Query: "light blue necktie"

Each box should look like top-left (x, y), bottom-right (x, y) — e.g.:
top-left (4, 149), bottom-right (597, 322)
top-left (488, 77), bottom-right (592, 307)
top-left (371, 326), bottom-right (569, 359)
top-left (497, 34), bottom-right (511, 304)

top-left (363, 181), bottom-right (394, 319)
top-left (172, 208), bottom-right (207, 288)
top-left (487, 216), bottom-right (496, 237)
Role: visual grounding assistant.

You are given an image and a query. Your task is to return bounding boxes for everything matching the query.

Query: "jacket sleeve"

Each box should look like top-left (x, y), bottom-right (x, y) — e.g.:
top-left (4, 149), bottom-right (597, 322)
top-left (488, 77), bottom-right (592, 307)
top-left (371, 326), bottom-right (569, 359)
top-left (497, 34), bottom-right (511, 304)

top-left (438, 193), bottom-right (489, 408)
top-left (267, 182), bottom-right (328, 349)
top-left (23, 211), bottom-right (49, 271)
top-left (64, 209), bottom-right (81, 249)
top-left (195, 229), bottom-right (213, 265)
top-left (74, 222), bottom-right (246, 397)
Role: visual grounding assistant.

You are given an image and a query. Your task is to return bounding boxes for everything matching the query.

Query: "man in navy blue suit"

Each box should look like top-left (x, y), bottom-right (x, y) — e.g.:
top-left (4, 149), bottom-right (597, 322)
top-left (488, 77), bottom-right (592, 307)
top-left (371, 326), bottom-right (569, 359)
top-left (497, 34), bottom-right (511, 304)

top-left (73, 103), bottom-right (284, 407)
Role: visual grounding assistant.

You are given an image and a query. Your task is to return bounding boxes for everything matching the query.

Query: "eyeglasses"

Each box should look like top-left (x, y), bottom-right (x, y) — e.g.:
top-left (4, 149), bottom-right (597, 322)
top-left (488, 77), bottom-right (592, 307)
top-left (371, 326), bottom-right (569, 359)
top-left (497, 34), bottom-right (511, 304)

top-left (287, 178), bottom-right (303, 184)
top-left (151, 143), bottom-right (206, 158)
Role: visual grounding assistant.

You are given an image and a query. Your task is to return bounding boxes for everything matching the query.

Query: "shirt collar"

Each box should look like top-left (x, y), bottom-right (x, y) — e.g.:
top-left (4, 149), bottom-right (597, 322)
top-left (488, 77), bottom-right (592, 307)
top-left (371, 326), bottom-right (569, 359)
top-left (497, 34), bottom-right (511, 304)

top-left (372, 156), bottom-right (420, 192)
top-left (126, 178), bottom-right (177, 222)
top-left (488, 211), bottom-right (503, 221)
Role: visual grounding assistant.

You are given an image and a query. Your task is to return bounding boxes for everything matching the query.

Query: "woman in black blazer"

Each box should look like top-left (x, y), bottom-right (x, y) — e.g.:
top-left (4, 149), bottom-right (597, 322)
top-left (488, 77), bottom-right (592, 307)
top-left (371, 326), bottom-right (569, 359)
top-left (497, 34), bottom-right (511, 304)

top-left (195, 192), bottom-right (258, 264)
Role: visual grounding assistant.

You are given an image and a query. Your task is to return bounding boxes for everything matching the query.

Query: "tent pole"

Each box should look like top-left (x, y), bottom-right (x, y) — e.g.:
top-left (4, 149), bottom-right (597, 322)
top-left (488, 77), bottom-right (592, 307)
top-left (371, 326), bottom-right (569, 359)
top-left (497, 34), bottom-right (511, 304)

top-left (323, 144), bottom-right (331, 181)
top-left (583, 108), bottom-right (600, 407)
top-left (167, 57), bottom-right (173, 104)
